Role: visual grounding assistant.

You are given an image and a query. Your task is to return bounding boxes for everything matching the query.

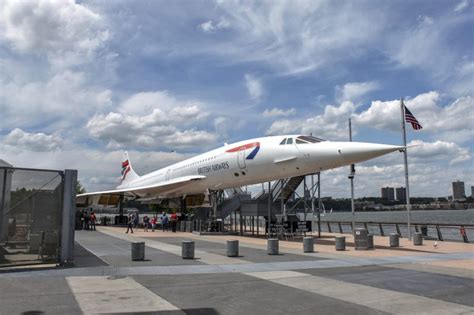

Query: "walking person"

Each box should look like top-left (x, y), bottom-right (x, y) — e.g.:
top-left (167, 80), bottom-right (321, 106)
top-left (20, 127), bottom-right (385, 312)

top-left (126, 214), bottom-right (134, 234)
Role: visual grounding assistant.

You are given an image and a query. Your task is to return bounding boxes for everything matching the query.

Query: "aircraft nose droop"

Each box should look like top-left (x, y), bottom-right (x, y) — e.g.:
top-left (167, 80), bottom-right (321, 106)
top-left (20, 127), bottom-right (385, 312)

top-left (337, 142), bottom-right (404, 164)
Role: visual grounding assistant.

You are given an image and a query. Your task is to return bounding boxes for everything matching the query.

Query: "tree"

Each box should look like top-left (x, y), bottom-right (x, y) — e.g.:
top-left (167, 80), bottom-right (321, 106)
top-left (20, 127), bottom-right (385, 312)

top-left (76, 180), bottom-right (86, 194)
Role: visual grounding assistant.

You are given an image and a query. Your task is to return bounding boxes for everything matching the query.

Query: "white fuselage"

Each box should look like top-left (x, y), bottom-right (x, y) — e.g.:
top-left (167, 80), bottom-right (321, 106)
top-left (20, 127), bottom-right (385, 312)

top-left (117, 135), bottom-right (402, 198)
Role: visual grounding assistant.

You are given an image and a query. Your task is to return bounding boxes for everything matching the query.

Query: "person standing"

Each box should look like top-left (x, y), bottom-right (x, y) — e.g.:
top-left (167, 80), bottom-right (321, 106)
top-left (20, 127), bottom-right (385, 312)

top-left (170, 212), bottom-right (177, 233)
top-left (133, 213), bottom-right (139, 228)
top-left (80, 210), bottom-right (85, 230)
top-left (143, 215), bottom-right (149, 232)
top-left (90, 211), bottom-right (96, 231)
top-left (162, 212), bottom-right (169, 232)
top-left (85, 211), bottom-right (90, 230)
top-left (126, 214), bottom-right (134, 234)
top-left (151, 216), bottom-right (157, 232)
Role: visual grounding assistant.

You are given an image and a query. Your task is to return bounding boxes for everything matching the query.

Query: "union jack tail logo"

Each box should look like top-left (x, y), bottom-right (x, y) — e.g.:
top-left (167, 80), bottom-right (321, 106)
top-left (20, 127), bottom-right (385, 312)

top-left (121, 160), bottom-right (131, 180)
top-left (225, 142), bottom-right (260, 159)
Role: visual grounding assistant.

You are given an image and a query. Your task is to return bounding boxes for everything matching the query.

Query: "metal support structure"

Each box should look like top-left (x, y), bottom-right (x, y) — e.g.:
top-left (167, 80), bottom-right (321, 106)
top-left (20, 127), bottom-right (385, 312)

top-left (318, 173), bottom-right (321, 238)
top-left (349, 118), bottom-right (356, 237)
top-left (60, 169), bottom-right (77, 265)
top-left (267, 181), bottom-right (271, 237)
top-left (303, 176), bottom-right (308, 222)
top-left (119, 195), bottom-right (124, 217)
top-left (281, 180), bottom-right (285, 217)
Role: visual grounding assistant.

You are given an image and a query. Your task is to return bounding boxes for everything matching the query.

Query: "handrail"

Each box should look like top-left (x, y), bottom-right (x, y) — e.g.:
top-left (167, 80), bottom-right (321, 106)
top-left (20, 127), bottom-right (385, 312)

top-left (319, 220), bottom-right (474, 227)
top-left (315, 220), bottom-right (472, 243)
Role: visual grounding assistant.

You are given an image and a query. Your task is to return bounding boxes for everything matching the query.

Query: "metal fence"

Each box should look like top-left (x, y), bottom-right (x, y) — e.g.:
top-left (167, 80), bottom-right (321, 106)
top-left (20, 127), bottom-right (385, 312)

top-left (0, 167), bottom-right (76, 267)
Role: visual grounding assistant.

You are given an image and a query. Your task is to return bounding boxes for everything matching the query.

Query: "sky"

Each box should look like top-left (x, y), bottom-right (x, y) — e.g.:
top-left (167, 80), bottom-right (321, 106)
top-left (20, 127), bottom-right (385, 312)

top-left (0, 0), bottom-right (473, 198)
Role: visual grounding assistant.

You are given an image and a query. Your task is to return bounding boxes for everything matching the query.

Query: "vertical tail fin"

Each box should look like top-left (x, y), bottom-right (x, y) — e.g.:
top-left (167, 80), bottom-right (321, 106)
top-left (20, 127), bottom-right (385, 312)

top-left (119, 151), bottom-right (140, 187)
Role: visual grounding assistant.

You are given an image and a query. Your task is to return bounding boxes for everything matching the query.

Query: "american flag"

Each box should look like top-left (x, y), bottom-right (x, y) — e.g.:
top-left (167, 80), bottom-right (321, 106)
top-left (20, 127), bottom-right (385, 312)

top-left (404, 105), bottom-right (423, 130)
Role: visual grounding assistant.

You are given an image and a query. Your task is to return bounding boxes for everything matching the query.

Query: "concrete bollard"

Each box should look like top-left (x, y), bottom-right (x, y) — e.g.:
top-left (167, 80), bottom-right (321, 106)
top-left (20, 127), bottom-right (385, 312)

top-left (227, 240), bottom-right (239, 257)
top-left (335, 236), bottom-right (346, 251)
top-left (390, 233), bottom-right (399, 247)
top-left (131, 242), bottom-right (145, 261)
top-left (354, 228), bottom-right (369, 250)
top-left (413, 232), bottom-right (423, 246)
top-left (182, 241), bottom-right (195, 259)
top-left (367, 234), bottom-right (374, 249)
top-left (267, 239), bottom-right (279, 255)
top-left (186, 221), bottom-right (192, 232)
top-left (303, 237), bottom-right (314, 253)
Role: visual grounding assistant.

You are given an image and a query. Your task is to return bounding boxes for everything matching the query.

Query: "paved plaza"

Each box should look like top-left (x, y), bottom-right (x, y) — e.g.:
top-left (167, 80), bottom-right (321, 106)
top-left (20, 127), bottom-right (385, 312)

top-left (0, 226), bottom-right (473, 314)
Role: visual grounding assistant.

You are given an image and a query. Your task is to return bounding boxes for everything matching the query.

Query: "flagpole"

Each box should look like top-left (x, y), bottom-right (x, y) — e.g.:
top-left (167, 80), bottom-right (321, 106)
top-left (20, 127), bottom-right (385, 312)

top-left (400, 98), bottom-right (412, 240)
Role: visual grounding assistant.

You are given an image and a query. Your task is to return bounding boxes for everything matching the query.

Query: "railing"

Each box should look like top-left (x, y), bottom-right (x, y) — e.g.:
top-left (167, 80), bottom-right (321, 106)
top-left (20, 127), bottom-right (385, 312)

top-left (318, 220), bottom-right (473, 243)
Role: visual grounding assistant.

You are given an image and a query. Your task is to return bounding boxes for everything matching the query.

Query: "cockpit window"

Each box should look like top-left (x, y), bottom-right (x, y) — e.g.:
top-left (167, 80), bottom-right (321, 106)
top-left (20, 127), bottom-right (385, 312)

top-left (296, 138), bottom-right (309, 144)
top-left (297, 135), bottom-right (325, 143)
top-left (280, 138), bottom-right (287, 145)
top-left (286, 138), bottom-right (293, 144)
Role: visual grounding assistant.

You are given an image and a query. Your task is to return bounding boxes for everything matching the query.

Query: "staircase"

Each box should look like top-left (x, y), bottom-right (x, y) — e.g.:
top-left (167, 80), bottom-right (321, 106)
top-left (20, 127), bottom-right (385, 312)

top-left (218, 193), bottom-right (251, 219)
top-left (271, 175), bottom-right (305, 203)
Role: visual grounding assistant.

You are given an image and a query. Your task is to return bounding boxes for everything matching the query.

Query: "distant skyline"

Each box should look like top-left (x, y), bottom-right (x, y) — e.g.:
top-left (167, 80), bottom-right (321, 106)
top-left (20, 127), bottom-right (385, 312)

top-left (0, 0), bottom-right (472, 197)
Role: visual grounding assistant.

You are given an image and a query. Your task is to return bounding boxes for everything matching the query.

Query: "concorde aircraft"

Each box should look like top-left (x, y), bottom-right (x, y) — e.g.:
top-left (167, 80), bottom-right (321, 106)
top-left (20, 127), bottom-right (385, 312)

top-left (77, 135), bottom-right (403, 206)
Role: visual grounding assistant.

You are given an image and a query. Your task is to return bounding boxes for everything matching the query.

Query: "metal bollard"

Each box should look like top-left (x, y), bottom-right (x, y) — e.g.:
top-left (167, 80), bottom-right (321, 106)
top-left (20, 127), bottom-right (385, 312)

top-left (303, 237), bottom-right (314, 253)
top-left (390, 233), bottom-right (399, 247)
top-left (182, 241), bottom-right (195, 259)
top-left (267, 239), bottom-right (279, 255)
top-left (367, 234), bottom-right (374, 249)
top-left (131, 242), bottom-right (145, 261)
top-left (413, 232), bottom-right (423, 246)
top-left (227, 240), bottom-right (239, 257)
top-left (335, 236), bottom-right (346, 251)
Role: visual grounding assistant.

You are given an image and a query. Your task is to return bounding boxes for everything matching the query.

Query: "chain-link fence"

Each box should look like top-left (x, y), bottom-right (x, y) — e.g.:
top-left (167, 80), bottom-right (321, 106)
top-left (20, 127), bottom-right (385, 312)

top-left (0, 167), bottom-right (66, 267)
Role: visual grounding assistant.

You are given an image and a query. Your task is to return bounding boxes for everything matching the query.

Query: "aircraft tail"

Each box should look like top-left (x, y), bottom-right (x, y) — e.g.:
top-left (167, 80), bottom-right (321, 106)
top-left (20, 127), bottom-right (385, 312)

top-left (120, 151), bottom-right (140, 186)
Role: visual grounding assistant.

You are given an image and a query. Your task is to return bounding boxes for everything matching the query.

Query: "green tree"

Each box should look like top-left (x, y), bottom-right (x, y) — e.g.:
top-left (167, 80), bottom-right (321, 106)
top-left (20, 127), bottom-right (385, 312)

top-left (76, 180), bottom-right (86, 194)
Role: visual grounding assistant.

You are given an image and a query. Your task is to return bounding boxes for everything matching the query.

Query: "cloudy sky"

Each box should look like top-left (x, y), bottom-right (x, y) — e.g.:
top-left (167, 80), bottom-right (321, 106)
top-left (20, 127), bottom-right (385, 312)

top-left (0, 0), bottom-right (472, 198)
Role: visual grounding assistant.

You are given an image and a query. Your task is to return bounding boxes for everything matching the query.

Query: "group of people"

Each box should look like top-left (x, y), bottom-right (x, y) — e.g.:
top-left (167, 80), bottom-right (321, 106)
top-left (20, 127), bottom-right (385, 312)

top-left (79, 210), bottom-right (97, 231)
top-left (125, 211), bottom-right (185, 234)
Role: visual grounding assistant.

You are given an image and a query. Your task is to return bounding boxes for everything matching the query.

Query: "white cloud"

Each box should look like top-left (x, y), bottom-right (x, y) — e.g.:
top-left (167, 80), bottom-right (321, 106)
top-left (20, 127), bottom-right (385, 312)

top-left (0, 70), bottom-right (112, 129)
top-left (86, 91), bottom-right (217, 149)
top-left (203, 1), bottom-right (385, 75)
top-left (3, 128), bottom-right (62, 151)
top-left (408, 140), bottom-right (471, 165)
top-left (0, 142), bottom-right (192, 191)
top-left (0, 0), bottom-right (109, 68)
top-left (354, 92), bottom-right (474, 142)
top-left (335, 81), bottom-right (379, 103)
top-left (262, 108), bottom-right (296, 118)
top-left (118, 91), bottom-right (208, 123)
top-left (244, 74), bottom-right (263, 100)
top-left (199, 18), bottom-right (230, 33)
top-left (454, 0), bottom-right (470, 12)
top-left (267, 101), bottom-right (356, 139)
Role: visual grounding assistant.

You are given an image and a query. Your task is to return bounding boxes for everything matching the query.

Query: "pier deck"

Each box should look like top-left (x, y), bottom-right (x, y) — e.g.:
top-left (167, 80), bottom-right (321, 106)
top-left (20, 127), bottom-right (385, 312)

top-left (1, 226), bottom-right (473, 314)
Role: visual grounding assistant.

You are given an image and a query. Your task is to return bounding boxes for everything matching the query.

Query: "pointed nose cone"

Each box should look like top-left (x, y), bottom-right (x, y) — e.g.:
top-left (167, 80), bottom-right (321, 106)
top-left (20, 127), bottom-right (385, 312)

top-left (338, 142), bottom-right (403, 164)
